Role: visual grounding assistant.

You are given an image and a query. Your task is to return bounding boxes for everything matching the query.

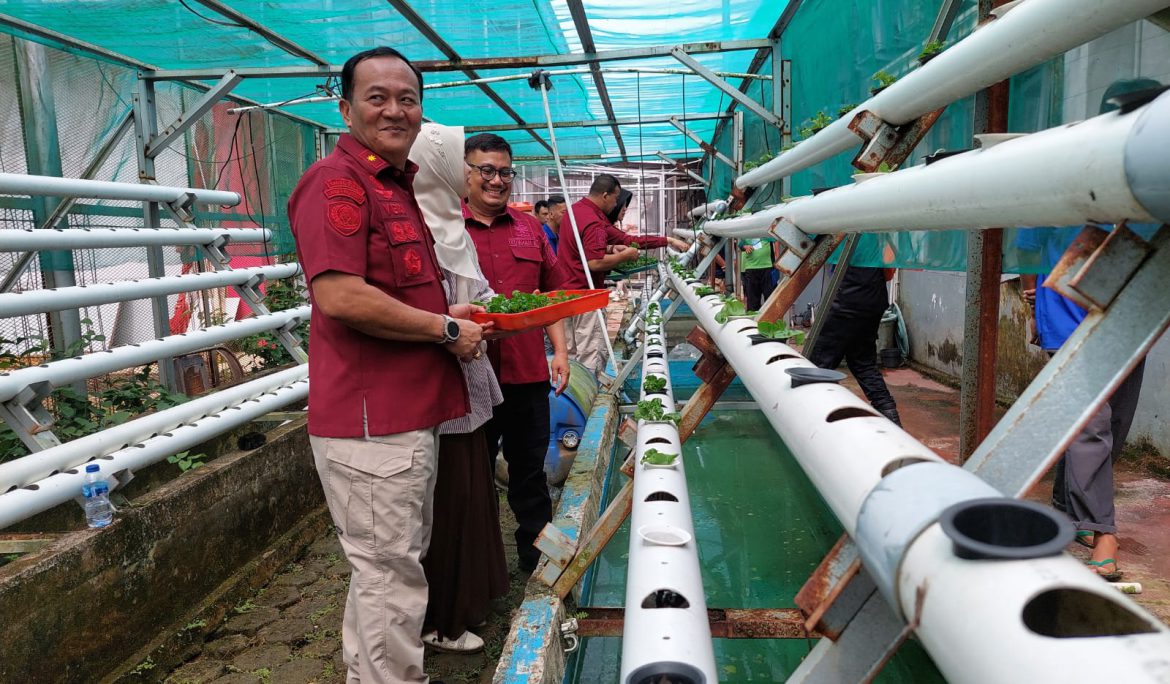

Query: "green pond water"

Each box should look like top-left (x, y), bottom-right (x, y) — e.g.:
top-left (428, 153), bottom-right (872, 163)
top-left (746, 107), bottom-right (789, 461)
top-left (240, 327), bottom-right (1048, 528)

top-left (566, 410), bottom-right (944, 683)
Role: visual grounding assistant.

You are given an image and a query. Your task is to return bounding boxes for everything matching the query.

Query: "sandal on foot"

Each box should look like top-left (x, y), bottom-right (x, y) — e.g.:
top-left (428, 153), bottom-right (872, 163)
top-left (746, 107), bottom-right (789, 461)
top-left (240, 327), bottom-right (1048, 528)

top-left (423, 630), bottom-right (485, 653)
top-left (1074, 530), bottom-right (1096, 549)
top-left (1086, 558), bottom-right (1123, 582)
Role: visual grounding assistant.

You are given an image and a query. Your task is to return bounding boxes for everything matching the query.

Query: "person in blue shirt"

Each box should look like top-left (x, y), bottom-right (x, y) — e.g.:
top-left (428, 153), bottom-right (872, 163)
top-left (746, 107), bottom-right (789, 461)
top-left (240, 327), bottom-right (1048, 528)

top-left (540, 196), bottom-right (564, 254)
top-left (1015, 76), bottom-right (1160, 582)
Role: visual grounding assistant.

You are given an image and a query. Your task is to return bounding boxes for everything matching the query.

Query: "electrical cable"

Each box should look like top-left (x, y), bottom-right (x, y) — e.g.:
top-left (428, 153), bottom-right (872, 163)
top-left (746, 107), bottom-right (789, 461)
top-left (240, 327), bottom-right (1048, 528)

top-left (536, 76), bottom-right (621, 377)
top-left (178, 0), bottom-right (244, 27)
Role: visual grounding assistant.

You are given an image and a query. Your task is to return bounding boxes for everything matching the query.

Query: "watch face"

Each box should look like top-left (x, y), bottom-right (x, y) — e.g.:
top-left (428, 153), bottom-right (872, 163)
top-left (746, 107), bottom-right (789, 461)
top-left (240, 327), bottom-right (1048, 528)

top-left (446, 318), bottom-right (461, 340)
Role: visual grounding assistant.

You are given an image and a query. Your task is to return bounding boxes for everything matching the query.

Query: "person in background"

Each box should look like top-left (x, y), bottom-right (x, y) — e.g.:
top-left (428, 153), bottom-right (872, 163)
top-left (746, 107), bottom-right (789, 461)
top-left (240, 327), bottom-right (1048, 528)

top-left (288, 46), bottom-right (486, 684)
top-left (535, 199), bottom-right (550, 227)
top-left (463, 132), bottom-right (571, 573)
top-left (740, 237), bottom-right (778, 311)
top-left (805, 259), bottom-right (901, 426)
top-left (544, 195), bottom-right (566, 254)
top-left (1020, 76), bottom-right (1160, 582)
top-left (557, 175), bottom-right (639, 375)
top-left (411, 123), bottom-right (509, 653)
top-left (601, 188), bottom-right (688, 300)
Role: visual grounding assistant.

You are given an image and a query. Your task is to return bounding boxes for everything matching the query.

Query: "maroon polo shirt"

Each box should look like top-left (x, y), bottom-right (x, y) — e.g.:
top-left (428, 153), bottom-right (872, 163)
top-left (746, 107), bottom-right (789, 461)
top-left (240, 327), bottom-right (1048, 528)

top-left (558, 197), bottom-right (611, 289)
top-left (289, 134), bottom-right (469, 437)
top-left (463, 202), bottom-right (568, 385)
top-left (604, 223), bottom-right (669, 250)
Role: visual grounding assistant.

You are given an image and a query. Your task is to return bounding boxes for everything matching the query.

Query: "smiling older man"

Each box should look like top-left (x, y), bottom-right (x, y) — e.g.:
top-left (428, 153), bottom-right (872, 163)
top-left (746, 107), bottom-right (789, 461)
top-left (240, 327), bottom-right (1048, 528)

top-left (288, 46), bottom-right (487, 684)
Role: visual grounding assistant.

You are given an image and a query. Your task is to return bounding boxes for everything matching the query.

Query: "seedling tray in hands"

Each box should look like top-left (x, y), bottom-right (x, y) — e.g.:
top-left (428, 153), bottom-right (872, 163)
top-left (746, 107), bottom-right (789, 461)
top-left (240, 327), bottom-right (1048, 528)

top-left (471, 289), bottom-right (609, 332)
top-left (613, 261), bottom-right (659, 277)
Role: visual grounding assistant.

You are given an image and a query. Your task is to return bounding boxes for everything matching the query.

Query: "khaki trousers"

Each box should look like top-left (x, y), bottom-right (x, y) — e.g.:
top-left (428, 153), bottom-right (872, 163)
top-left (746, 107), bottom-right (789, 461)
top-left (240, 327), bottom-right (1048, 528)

top-left (566, 310), bottom-right (607, 376)
top-left (311, 428), bottom-right (439, 684)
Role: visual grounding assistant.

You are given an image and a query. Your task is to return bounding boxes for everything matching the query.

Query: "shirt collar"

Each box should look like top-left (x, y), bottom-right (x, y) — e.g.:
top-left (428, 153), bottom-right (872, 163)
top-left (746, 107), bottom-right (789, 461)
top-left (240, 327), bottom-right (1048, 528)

top-left (335, 133), bottom-right (418, 184)
top-left (462, 199), bottom-right (519, 227)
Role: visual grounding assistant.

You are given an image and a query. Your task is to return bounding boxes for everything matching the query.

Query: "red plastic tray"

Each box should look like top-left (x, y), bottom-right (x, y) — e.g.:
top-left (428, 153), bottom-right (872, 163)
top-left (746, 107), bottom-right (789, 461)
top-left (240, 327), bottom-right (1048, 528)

top-left (471, 289), bottom-right (610, 332)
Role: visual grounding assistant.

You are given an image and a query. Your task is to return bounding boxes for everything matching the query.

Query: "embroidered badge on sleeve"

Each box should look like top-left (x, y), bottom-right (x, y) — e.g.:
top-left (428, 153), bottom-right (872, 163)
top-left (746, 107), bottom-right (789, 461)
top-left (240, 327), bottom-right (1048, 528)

top-left (323, 178), bottom-right (366, 204)
top-left (328, 202), bottom-right (362, 236)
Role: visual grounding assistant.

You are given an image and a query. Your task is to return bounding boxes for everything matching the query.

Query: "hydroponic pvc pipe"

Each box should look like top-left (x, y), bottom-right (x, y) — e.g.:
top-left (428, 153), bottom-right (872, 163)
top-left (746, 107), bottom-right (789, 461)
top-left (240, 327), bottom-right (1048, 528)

top-left (688, 200), bottom-right (727, 219)
top-left (0, 227), bottom-right (269, 251)
top-left (668, 271), bottom-right (1170, 682)
top-left (707, 91), bottom-right (1170, 238)
top-left (666, 271), bottom-right (946, 535)
top-left (0, 365), bottom-right (307, 492)
top-left (736, 0), bottom-right (1170, 189)
top-left (0, 377), bottom-right (307, 530)
top-left (621, 318), bottom-right (716, 684)
top-left (0, 263), bottom-right (300, 317)
top-left (0, 172), bottom-right (240, 206)
top-left (0, 307), bottom-right (310, 403)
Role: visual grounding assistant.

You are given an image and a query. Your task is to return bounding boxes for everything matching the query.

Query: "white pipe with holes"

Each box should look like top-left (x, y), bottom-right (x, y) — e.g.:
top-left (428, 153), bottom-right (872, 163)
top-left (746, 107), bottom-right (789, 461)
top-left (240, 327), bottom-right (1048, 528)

top-left (708, 91), bottom-right (1170, 238)
top-left (0, 307), bottom-right (310, 403)
top-left (0, 228), bottom-right (270, 251)
top-left (688, 200), bottom-right (727, 219)
top-left (736, 0), bottom-right (1170, 189)
top-left (0, 263), bottom-right (301, 317)
top-left (621, 311), bottom-right (716, 684)
top-left (0, 365), bottom-right (307, 492)
top-left (0, 377), bottom-right (308, 530)
top-left (669, 271), bottom-right (1170, 683)
top-left (0, 172), bottom-right (240, 206)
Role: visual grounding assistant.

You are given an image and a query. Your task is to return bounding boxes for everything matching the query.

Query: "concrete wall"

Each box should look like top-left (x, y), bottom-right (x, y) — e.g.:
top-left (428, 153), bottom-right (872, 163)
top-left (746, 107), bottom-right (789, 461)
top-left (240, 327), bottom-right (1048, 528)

top-left (0, 420), bottom-right (321, 683)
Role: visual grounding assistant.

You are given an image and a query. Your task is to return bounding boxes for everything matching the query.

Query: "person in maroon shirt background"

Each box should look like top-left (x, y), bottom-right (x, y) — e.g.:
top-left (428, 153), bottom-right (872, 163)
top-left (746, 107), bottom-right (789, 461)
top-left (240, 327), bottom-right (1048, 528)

top-left (288, 47), bottom-right (487, 684)
top-left (557, 175), bottom-right (686, 374)
top-left (462, 132), bottom-right (570, 572)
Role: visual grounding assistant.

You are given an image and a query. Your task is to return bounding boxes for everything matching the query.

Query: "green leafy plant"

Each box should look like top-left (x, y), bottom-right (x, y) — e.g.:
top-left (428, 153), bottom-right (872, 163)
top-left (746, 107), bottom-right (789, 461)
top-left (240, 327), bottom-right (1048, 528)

top-left (240, 272), bottom-right (309, 369)
top-left (166, 450), bottom-right (207, 473)
top-left (918, 39), bottom-right (945, 63)
top-left (798, 111), bottom-right (834, 139)
top-left (756, 320), bottom-right (806, 344)
top-left (646, 336), bottom-right (662, 346)
top-left (742, 151), bottom-right (775, 172)
top-left (642, 375), bottom-right (668, 394)
top-left (838, 103), bottom-right (858, 117)
top-left (473, 289), bottom-right (580, 314)
top-left (647, 302), bottom-right (659, 312)
top-left (714, 297), bottom-right (754, 324)
top-left (640, 448), bottom-right (679, 466)
top-left (694, 285), bottom-right (716, 297)
top-left (633, 398), bottom-right (681, 424)
top-left (871, 70), bottom-right (898, 94)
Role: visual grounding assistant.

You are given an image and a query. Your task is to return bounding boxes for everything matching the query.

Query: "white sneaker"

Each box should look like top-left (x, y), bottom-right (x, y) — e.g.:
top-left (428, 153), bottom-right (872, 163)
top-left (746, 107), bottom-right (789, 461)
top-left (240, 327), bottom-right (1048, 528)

top-left (422, 630), bottom-right (485, 653)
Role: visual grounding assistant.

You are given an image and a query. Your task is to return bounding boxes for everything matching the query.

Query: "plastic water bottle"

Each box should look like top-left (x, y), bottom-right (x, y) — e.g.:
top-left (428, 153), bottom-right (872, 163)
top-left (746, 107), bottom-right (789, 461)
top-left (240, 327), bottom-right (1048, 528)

top-left (82, 463), bottom-right (114, 528)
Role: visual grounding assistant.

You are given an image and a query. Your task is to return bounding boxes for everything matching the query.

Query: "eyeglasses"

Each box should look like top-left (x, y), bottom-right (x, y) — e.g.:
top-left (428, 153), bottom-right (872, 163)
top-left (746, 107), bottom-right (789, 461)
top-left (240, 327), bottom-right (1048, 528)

top-left (466, 162), bottom-right (517, 182)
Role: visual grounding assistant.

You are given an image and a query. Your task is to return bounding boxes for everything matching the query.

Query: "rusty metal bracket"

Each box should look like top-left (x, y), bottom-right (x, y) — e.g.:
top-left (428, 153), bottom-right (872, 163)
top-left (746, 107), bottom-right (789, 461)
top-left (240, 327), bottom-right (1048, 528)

top-left (1064, 222), bottom-right (1151, 310)
top-left (848, 107), bottom-right (947, 172)
top-left (575, 607), bottom-right (816, 639)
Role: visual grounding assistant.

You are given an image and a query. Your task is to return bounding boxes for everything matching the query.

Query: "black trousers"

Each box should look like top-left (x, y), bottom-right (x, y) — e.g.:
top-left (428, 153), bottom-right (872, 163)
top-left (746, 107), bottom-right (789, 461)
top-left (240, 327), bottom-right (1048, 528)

top-left (742, 268), bottom-right (776, 312)
top-left (807, 310), bottom-right (898, 416)
top-left (485, 381), bottom-right (552, 570)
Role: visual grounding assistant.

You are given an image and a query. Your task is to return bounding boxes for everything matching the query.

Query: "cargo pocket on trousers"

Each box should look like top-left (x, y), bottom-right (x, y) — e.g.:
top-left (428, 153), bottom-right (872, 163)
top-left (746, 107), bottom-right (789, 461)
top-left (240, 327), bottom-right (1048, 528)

top-left (324, 440), bottom-right (415, 555)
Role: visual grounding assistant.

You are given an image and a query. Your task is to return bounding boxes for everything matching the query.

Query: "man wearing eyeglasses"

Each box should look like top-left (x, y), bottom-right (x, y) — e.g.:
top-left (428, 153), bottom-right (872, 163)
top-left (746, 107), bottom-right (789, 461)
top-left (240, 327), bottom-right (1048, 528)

top-left (462, 132), bottom-right (570, 573)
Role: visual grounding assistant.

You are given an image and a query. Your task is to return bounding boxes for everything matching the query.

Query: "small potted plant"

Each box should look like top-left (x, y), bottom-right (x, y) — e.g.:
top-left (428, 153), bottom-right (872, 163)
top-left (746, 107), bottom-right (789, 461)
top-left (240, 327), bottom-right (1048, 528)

top-left (694, 285), bottom-right (716, 298)
top-left (642, 374), bottom-right (669, 396)
top-left (870, 70), bottom-right (897, 95)
top-left (917, 39), bottom-right (945, 65)
top-left (634, 398), bottom-right (681, 425)
top-left (838, 103), bottom-right (858, 118)
top-left (640, 447), bottom-right (680, 469)
top-left (852, 161), bottom-right (893, 183)
top-left (749, 320), bottom-right (806, 346)
top-left (714, 297), bottom-right (757, 324)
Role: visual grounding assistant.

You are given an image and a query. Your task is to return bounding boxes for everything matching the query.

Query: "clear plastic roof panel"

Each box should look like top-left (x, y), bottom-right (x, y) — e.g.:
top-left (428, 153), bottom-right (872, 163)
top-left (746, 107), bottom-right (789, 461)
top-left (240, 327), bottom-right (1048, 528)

top-left (0, 0), bottom-right (788, 158)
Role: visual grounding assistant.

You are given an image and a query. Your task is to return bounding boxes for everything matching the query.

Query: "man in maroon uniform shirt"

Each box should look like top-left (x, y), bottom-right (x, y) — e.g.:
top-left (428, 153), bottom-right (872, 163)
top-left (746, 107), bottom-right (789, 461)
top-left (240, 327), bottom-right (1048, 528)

top-left (557, 175), bottom-right (685, 375)
top-left (462, 133), bottom-right (570, 572)
top-left (288, 47), bottom-right (486, 683)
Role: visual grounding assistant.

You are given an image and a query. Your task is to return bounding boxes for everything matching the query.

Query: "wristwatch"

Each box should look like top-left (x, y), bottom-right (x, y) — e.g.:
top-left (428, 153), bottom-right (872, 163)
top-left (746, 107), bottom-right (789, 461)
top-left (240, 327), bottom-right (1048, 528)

top-left (440, 315), bottom-right (461, 344)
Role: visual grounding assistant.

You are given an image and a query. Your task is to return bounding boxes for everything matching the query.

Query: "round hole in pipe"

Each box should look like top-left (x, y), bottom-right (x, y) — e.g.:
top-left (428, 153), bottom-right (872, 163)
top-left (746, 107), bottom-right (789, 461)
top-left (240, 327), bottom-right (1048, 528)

top-left (879, 457), bottom-right (932, 478)
top-left (647, 351), bottom-right (665, 358)
top-left (1022, 589), bottom-right (1157, 637)
top-left (645, 491), bottom-right (679, 502)
top-left (766, 354), bottom-right (799, 364)
top-left (826, 407), bottom-right (880, 422)
top-left (22, 484), bottom-right (39, 491)
top-left (940, 498), bottom-right (1074, 560)
top-left (629, 663), bottom-right (701, 684)
top-left (737, 325), bottom-right (757, 334)
top-left (641, 589), bottom-right (690, 609)
top-left (647, 437), bottom-right (671, 445)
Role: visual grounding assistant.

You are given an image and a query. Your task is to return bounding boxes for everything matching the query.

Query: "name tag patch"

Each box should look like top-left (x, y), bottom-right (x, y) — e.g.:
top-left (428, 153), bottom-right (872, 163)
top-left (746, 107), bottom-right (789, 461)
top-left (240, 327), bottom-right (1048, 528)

top-left (323, 178), bottom-right (366, 204)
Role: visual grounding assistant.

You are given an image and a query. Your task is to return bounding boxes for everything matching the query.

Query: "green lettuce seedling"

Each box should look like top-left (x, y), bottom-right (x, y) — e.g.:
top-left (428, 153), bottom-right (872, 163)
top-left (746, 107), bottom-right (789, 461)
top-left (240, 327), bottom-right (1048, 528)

top-left (643, 375), bottom-right (668, 393)
top-left (641, 448), bottom-right (679, 466)
top-left (634, 398), bottom-right (681, 424)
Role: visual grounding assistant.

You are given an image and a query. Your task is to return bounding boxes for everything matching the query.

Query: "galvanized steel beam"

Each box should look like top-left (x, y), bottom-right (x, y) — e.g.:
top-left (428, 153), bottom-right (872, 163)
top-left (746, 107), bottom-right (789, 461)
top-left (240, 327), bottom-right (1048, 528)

top-left (669, 48), bottom-right (782, 129)
top-left (146, 71), bottom-right (242, 158)
top-left (669, 116), bottom-right (734, 169)
top-left (464, 112), bottom-right (728, 133)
